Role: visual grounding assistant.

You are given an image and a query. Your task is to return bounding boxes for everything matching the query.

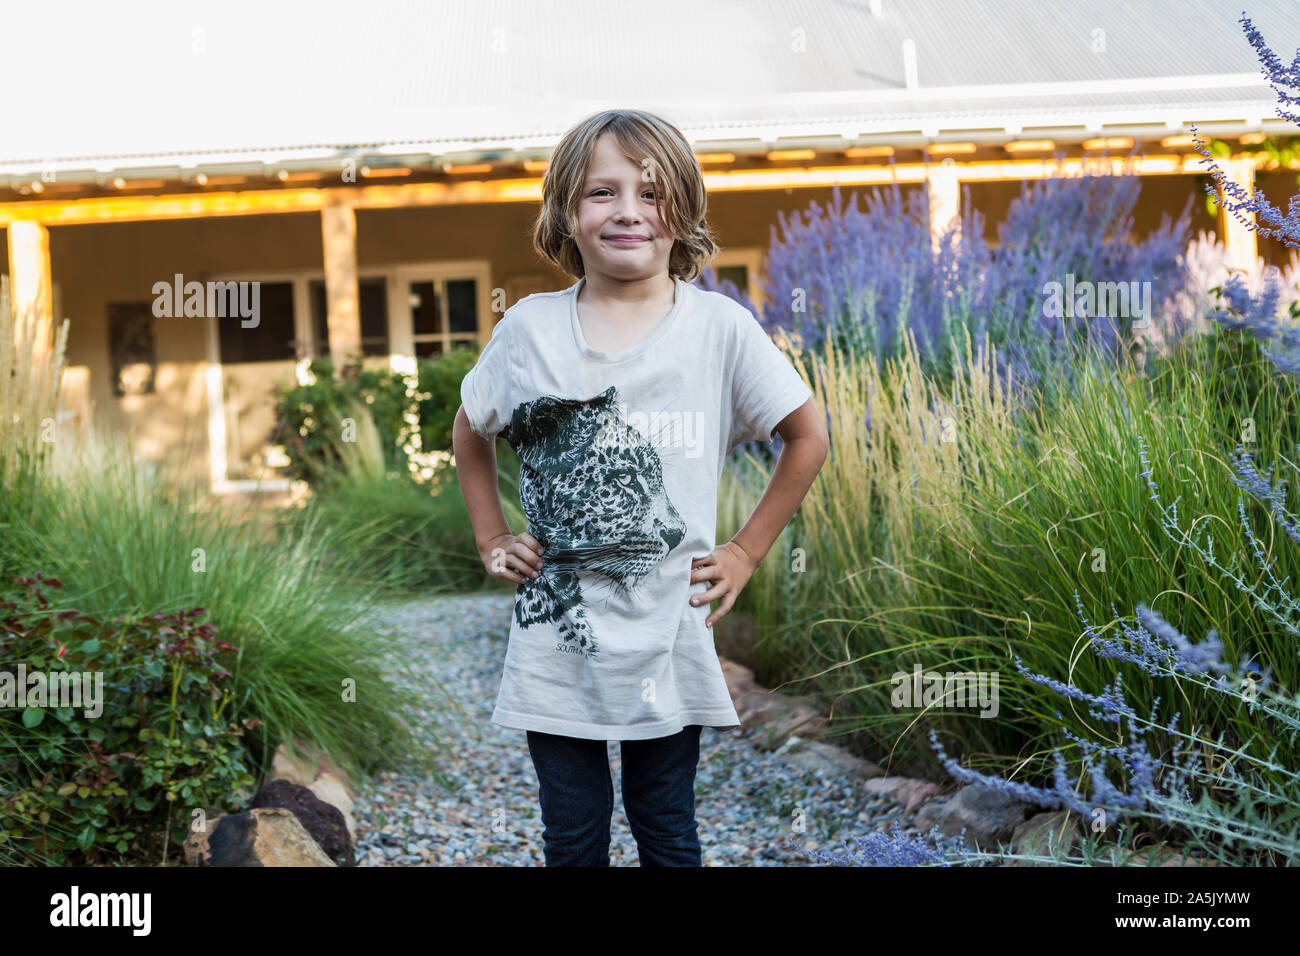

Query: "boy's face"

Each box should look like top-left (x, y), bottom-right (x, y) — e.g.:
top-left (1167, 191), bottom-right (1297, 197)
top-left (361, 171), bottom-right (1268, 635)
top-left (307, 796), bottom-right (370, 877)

top-left (573, 133), bottom-right (672, 283)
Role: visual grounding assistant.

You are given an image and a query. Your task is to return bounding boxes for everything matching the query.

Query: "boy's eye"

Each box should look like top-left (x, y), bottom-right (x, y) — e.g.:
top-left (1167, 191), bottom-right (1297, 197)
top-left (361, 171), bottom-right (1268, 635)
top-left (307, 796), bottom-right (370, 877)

top-left (591, 188), bottom-right (658, 200)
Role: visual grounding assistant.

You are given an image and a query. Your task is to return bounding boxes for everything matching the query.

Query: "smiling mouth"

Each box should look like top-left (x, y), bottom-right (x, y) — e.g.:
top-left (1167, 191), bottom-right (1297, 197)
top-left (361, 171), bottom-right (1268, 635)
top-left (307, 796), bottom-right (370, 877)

top-left (605, 236), bottom-right (648, 243)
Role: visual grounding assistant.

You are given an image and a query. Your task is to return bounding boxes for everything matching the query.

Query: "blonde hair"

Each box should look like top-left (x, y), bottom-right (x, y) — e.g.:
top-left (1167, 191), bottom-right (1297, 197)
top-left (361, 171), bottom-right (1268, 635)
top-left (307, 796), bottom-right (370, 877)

top-left (532, 108), bottom-right (719, 282)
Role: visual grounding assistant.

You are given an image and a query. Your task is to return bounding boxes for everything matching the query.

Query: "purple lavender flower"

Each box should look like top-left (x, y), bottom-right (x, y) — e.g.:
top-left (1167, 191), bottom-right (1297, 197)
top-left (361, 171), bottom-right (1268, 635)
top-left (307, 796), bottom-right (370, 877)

top-left (790, 820), bottom-right (965, 866)
top-left (701, 158), bottom-right (1194, 412)
top-left (1192, 15), bottom-right (1300, 250)
top-left (1229, 444), bottom-right (1300, 545)
top-left (1088, 600), bottom-right (1233, 679)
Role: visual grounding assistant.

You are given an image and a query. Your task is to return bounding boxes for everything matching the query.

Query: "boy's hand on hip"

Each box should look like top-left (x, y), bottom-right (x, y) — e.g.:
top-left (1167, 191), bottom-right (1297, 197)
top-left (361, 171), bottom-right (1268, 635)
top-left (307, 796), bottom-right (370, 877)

top-left (688, 541), bottom-right (758, 628)
top-left (481, 530), bottom-right (545, 584)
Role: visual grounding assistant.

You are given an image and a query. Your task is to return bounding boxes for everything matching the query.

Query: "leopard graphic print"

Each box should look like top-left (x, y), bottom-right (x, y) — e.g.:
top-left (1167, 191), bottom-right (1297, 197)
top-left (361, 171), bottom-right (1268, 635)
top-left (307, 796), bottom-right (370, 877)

top-left (503, 385), bottom-right (686, 661)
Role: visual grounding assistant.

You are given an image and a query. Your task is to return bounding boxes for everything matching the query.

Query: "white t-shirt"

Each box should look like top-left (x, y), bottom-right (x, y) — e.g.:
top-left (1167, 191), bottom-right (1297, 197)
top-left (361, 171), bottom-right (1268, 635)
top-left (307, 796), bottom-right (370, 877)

top-left (459, 273), bottom-right (813, 741)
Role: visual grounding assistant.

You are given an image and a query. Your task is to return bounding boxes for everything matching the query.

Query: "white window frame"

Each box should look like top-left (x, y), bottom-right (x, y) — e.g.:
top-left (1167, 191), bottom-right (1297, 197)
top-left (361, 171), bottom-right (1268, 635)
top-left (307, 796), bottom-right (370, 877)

top-left (709, 247), bottom-right (766, 308)
top-left (201, 259), bottom-right (492, 494)
top-left (391, 260), bottom-right (494, 359)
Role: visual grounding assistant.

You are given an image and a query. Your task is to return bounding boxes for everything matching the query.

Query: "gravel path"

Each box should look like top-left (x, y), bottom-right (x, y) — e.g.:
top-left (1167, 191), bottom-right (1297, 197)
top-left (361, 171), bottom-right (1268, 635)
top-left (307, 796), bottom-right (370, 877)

top-left (350, 590), bottom-right (936, 866)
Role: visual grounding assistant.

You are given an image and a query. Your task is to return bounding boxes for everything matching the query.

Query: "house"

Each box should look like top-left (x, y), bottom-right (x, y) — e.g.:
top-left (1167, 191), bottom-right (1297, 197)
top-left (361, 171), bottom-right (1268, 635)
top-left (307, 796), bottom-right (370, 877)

top-left (3, 0), bottom-right (1298, 494)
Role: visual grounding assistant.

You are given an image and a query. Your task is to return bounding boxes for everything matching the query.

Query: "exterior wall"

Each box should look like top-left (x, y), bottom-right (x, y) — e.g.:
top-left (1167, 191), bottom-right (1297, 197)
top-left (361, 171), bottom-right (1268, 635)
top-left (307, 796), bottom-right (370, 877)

top-left (50, 214), bottom-right (324, 490)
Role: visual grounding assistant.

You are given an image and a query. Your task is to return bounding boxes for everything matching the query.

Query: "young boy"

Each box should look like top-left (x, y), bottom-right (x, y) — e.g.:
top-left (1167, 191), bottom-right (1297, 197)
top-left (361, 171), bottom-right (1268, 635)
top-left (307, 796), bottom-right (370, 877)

top-left (454, 107), bottom-right (829, 866)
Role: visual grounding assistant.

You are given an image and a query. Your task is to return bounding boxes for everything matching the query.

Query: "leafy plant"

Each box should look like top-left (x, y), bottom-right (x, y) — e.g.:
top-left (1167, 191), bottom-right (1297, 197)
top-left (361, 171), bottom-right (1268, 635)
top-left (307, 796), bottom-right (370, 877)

top-left (0, 573), bottom-right (259, 865)
top-left (271, 347), bottom-right (483, 485)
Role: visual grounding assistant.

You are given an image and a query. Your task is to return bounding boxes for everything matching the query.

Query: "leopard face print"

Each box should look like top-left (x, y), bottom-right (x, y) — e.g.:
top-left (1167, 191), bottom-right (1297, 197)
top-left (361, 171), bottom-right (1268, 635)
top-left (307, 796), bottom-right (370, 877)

top-left (503, 385), bottom-right (686, 660)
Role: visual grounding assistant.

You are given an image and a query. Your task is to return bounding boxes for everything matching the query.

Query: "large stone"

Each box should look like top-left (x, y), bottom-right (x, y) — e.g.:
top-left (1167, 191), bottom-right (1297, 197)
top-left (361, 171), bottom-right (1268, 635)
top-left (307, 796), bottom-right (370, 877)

top-left (864, 776), bottom-right (912, 799)
top-left (897, 779), bottom-right (943, 813)
top-left (713, 616), bottom-right (759, 673)
top-left (914, 783), bottom-right (1027, 850)
top-left (308, 770), bottom-right (357, 844)
top-left (1009, 810), bottom-right (1083, 865)
top-left (778, 737), bottom-right (883, 780)
top-left (182, 810), bottom-right (224, 867)
top-left (719, 656), bottom-right (830, 750)
top-left (864, 775), bottom-right (942, 811)
top-left (269, 738), bottom-right (358, 801)
top-left (187, 808), bottom-right (337, 866)
top-left (719, 657), bottom-right (762, 707)
top-left (742, 694), bottom-right (828, 751)
top-left (249, 779), bottom-right (355, 866)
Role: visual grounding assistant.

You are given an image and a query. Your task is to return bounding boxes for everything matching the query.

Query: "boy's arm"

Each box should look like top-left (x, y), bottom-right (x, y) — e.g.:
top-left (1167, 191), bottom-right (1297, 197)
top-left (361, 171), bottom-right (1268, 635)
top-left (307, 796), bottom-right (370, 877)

top-left (728, 397), bottom-right (829, 567)
top-left (452, 405), bottom-right (512, 554)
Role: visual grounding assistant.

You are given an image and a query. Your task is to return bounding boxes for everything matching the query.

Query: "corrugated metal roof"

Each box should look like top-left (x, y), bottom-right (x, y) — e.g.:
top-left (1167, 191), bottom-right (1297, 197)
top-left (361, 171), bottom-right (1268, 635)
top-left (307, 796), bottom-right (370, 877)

top-left (2, 0), bottom-right (1296, 178)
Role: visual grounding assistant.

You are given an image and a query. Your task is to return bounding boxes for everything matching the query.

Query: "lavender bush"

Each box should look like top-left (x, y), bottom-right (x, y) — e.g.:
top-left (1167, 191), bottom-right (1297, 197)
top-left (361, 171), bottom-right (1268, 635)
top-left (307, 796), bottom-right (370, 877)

top-left (1194, 14), bottom-right (1300, 253)
top-left (1164, 231), bottom-right (1300, 348)
top-left (701, 163), bottom-right (1196, 418)
top-left (1192, 13), bottom-right (1300, 380)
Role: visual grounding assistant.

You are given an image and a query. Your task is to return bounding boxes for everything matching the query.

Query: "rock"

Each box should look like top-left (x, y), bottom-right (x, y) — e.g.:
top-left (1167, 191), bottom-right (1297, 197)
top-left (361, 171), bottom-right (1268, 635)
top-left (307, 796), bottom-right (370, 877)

top-left (269, 738), bottom-right (359, 801)
top-left (750, 704), bottom-right (828, 750)
top-left (719, 658), bottom-right (763, 708)
top-left (779, 738), bottom-right (883, 780)
top-left (718, 656), bottom-right (831, 751)
top-left (864, 776), bottom-right (911, 798)
top-left (898, 780), bottom-right (943, 813)
top-left (739, 693), bottom-right (828, 750)
top-left (269, 739), bottom-right (328, 789)
top-left (188, 808), bottom-right (337, 866)
top-left (249, 779), bottom-right (355, 866)
top-left (863, 775), bottom-right (941, 811)
top-left (182, 810), bottom-right (223, 866)
top-left (308, 770), bottom-right (358, 844)
top-left (914, 783), bottom-right (1026, 850)
top-left (713, 616), bottom-right (759, 672)
top-left (1009, 811), bottom-right (1083, 865)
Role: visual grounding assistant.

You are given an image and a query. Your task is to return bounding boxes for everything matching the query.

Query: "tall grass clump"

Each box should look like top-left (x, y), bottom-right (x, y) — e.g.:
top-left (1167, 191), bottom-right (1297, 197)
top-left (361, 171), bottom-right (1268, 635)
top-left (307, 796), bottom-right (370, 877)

top-left (0, 275), bottom-right (68, 487)
top-left (752, 307), bottom-right (1300, 786)
top-left (5, 429), bottom-right (445, 788)
top-left (847, 438), bottom-right (1300, 865)
top-left (274, 398), bottom-right (527, 598)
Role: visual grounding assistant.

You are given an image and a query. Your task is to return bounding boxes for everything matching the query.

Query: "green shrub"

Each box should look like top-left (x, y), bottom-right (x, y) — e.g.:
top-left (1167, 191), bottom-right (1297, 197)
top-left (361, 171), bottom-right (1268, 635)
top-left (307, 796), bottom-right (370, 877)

top-left (269, 356), bottom-right (411, 484)
top-left (0, 574), bottom-right (258, 865)
top-left (270, 347), bottom-right (483, 484)
top-left (417, 345), bottom-right (480, 453)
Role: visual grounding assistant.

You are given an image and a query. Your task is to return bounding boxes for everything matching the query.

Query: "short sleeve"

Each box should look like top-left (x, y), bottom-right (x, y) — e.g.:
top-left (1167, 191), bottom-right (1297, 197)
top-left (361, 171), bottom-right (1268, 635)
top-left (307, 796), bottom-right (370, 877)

top-left (728, 309), bottom-right (813, 447)
top-left (459, 314), bottom-right (514, 440)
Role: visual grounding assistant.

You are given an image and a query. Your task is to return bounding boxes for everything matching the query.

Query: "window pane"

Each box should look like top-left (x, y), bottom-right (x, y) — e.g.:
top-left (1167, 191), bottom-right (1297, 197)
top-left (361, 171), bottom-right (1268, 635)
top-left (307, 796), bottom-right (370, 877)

top-left (415, 340), bottom-right (444, 358)
top-left (410, 281), bottom-right (441, 336)
top-left (359, 278), bottom-right (389, 356)
top-left (310, 280), bottom-right (327, 357)
top-left (447, 279), bottom-right (477, 334)
top-left (716, 265), bottom-right (748, 291)
top-left (218, 281), bottom-right (296, 364)
top-left (310, 278), bottom-right (389, 357)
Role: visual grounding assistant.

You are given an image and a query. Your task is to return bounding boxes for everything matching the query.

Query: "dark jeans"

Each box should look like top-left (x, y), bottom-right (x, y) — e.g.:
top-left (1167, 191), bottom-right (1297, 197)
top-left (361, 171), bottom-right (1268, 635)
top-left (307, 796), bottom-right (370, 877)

top-left (525, 724), bottom-right (703, 867)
